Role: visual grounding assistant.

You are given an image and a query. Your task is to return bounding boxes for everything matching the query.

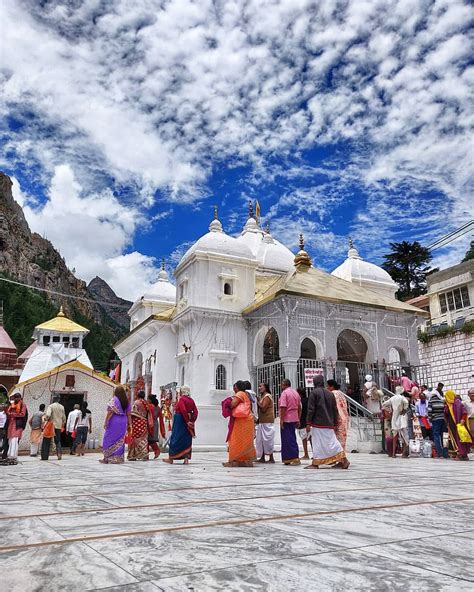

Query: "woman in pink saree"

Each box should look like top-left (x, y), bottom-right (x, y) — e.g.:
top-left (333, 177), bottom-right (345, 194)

top-left (327, 380), bottom-right (349, 451)
top-left (100, 386), bottom-right (131, 464)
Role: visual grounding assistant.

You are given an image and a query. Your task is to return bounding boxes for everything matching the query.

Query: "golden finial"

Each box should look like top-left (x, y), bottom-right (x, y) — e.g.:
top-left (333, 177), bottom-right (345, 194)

top-left (294, 233), bottom-right (312, 271)
top-left (248, 200), bottom-right (254, 219)
top-left (58, 305), bottom-right (65, 317)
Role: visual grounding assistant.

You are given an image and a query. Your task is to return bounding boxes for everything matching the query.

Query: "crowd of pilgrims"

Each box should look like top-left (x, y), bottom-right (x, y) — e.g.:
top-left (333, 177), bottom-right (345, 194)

top-left (0, 377), bottom-right (472, 466)
top-left (362, 375), bottom-right (473, 461)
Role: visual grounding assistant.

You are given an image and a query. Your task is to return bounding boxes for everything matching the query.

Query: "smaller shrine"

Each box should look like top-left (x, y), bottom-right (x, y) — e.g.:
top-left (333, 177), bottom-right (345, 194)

top-left (12, 308), bottom-right (116, 451)
top-left (0, 323), bottom-right (22, 400)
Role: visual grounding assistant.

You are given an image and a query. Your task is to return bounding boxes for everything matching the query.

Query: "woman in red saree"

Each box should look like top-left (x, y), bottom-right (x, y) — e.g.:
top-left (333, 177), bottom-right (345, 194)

top-left (163, 386), bottom-right (198, 464)
top-left (223, 381), bottom-right (256, 467)
top-left (128, 391), bottom-right (151, 461)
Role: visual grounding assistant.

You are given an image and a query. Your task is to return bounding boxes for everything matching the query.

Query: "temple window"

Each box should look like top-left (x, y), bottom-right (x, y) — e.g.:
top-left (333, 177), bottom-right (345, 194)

top-left (215, 364), bottom-right (227, 390)
top-left (178, 281), bottom-right (188, 300)
top-left (224, 282), bottom-right (233, 295)
top-left (43, 335), bottom-right (51, 346)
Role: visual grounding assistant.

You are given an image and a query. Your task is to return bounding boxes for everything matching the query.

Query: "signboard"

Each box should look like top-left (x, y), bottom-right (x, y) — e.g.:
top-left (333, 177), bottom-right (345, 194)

top-left (304, 367), bottom-right (324, 388)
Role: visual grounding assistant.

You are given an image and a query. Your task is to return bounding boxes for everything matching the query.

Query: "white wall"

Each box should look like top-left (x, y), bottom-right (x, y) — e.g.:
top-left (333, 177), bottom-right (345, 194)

top-left (19, 370), bottom-right (115, 450)
top-left (419, 331), bottom-right (474, 394)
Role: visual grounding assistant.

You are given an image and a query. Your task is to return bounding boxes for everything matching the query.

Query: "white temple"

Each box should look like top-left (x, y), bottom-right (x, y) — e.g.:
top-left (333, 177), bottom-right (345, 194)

top-left (18, 307), bottom-right (92, 383)
top-left (115, 207), bottom-right (426, 447)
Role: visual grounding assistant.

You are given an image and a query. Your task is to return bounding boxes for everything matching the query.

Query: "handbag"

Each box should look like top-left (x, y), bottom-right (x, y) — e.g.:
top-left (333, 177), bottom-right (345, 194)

top-left (457, 423), bottom-right (472, 444)
top-left (231, 393), bottom-right (251, 419)
top-left (43, 420), bottom-right (55, 438)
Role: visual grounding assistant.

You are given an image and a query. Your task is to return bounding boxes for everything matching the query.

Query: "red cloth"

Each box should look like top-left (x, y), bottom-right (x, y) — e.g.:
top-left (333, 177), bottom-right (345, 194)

top-left (176, 396), bottom-right (198, 436)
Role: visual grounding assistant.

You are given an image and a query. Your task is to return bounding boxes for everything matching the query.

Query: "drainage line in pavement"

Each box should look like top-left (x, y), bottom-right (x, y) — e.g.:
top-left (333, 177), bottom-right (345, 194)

top-left (0, 496), bottom-right (472, 553)
top-left (0, 481), bottom-right (469, 521)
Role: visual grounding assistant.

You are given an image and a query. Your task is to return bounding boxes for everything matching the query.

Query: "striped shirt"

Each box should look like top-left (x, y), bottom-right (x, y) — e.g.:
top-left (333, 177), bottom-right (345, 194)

top-left (427, 393), bottom-right (445, 422)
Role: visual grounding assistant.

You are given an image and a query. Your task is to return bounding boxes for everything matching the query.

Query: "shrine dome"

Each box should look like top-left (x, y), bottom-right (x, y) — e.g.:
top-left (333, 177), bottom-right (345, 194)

top-left (331, 240), bottom-right (398, 299)
top-left (236, 216), bottom-right (294, 274)
top-left (142, 265), bottom-right (176, 305)
top-left (177, 213), bottom-right (253, 269)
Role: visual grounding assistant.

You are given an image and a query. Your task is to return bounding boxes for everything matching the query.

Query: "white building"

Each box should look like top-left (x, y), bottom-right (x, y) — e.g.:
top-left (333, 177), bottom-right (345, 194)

top-left (13, 308), bottom-right (116, 451)
top-left (415, 259), bottom-right (474, 395)
top-left (115, 209), bottom-right (427, 448)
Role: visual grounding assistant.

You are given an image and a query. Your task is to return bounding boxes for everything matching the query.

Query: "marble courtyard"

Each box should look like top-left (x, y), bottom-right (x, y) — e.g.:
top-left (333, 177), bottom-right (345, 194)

top-left (1, 453), bottom-right (473, 592)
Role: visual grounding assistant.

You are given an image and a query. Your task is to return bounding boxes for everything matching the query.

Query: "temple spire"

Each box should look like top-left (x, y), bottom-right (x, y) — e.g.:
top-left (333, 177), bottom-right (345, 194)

top-left (348, 236), bottom-right (361, 259)
top-left (248, 200), bottom-right (254, 219)
top-left (209, 206), bottom-right (223, 233)
top-left (294, 233), bottom-right (312, 271)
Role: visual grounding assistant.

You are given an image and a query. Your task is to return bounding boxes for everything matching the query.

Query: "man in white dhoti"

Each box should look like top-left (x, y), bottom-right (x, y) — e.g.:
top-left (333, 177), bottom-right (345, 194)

top-left (256, 383), bottom-right (275, 463)
top-left (305, 375), bottom-right (350, 469)
top-left (382, 386), bottom-right (409, 458)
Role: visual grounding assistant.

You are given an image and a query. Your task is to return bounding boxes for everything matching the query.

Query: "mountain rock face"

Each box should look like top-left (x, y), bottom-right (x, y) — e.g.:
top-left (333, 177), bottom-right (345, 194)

top-left (88, 276), bottom-right (131, 331)
top-left (0, 172), bottom-right (131, 345)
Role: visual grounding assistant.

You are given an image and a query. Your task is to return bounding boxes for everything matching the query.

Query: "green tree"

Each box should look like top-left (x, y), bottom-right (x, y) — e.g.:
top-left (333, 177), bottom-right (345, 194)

top-left (462, 240), bottom-right (474, 262)
top-left (382, 241), bottom-right (434, 300)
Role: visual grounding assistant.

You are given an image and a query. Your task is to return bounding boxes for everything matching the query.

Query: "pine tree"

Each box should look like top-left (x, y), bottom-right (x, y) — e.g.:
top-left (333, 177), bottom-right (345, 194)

top-left (382, 241), bottom-right (433, 300)
top-left (462, 240), bottom-right (474, 262)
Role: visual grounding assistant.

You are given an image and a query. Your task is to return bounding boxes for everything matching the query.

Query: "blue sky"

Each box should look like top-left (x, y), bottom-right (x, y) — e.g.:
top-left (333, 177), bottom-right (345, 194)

top-left (1, 0), bottom-right (472, 300)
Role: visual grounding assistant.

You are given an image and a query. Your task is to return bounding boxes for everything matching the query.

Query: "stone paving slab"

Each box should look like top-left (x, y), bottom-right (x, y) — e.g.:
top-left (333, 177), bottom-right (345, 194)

top-left (1, 452), bottom-right (473, 592)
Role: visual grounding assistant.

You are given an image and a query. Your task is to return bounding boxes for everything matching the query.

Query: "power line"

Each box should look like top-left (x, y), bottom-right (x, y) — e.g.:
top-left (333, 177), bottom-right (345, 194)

top-left (427, 220), bottom-right (473, 251)
top-left (0, 276), bottom-right (131, 310)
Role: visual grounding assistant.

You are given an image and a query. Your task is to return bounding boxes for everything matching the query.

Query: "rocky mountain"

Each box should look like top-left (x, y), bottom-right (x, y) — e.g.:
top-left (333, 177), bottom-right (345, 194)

top-left (87, 276), bottom-right (131, 331)
top-left (0, 172), bottom-right (132, 368)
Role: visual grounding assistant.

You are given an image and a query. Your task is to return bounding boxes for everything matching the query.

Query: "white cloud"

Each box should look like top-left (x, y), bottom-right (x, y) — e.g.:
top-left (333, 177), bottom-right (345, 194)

top-left (2, 0), bottom-right (473, 279)
top-left (15, 165), bottom-right (162, 299)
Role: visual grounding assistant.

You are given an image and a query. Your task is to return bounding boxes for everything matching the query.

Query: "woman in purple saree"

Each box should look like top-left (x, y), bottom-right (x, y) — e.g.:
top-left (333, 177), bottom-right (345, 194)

top-left (100, 386), bottom-right (131, 464)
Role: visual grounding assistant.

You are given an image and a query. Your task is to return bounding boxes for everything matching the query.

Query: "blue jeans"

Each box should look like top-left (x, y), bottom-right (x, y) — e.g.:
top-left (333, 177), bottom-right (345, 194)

top-left (431, 418), bottom-right (448, 458)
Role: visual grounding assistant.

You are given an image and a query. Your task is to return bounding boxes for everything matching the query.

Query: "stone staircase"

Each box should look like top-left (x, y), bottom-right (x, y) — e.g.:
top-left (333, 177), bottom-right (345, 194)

top-left (344, 394), bottom-right (385, 454)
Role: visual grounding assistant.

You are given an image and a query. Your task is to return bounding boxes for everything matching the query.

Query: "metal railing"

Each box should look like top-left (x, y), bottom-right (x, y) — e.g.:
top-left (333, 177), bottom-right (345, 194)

top-left (256, 360), bottom-right (286, 415)
top-left (342, 393), bottom-right (383, 443)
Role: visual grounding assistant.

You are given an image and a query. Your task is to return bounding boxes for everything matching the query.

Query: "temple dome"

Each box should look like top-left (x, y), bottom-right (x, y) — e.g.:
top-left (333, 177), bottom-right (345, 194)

top-left (142, 266), bottom-right (176, 305)
top-left (236, 219), bottom-right (294, 274)
top-left (331, 240), bottom-right (398, 298)
top-left (178, 214), bottom-right (253, 268)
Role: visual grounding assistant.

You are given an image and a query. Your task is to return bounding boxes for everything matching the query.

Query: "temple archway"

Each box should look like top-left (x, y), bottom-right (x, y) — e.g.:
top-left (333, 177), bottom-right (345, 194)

top-left (263, 328), bottom-right (280, 365)
top-left (337, 329), bottom-right (368, 363)
top-left (388, 346), bottom-right (407, 366)
top-left (336, 329), bottom-right (369, 393)
top-left (300, 337), bottom-right (317, 359)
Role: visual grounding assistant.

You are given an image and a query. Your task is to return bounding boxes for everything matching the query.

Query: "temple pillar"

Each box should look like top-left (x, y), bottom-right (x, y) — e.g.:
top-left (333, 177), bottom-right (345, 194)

top-left (129, 379), bottom-right (137, 404)
top-left (144, 373), bottom-right (153, 397)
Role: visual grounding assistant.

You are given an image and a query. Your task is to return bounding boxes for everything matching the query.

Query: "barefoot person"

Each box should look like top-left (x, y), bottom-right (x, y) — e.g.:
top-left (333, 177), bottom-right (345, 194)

top-left (128, 391), bottom-right (151, 461)
top-left (223, 381), bottom-right (256, 467)
top-left (101, 386), bottom-right (131, 464)
top-left (279, 379), bottom-right (301, 466)
top-left (256, 383), bottom-right (275, 463)
top-left (326, 380), bottom-right (349, 452)
top-left (163, 386), bottom-right (198, 465)
top-left (305, 375), bottom-right (350, 470)
top-left (297, 387), bottom-right (310, 460)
